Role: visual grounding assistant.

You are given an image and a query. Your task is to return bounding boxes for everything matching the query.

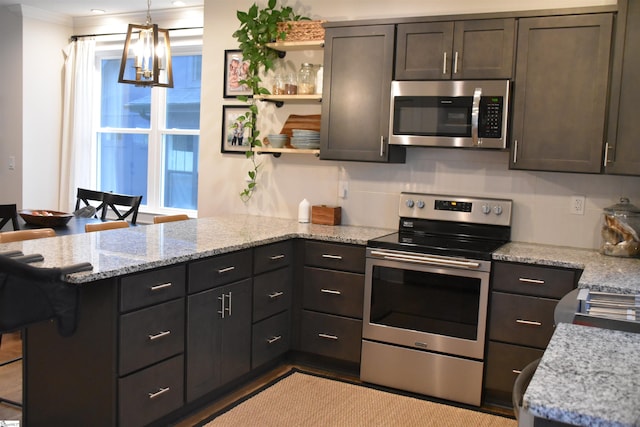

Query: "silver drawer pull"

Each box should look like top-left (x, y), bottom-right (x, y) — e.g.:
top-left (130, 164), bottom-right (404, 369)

top-left (267, 335), bottom-right (282, 344)
top-left (321, 289), bottom-right (341, 295)
top-left (218, 266), bottom-right (235, 274)
top-left (318, 333), bottom-right (338, 340)
top-left (322, 254), bottom-right (343, 260)
top-left (148, 330), bottom-right (171, 341)
top-left (150, 282), bottom-right (172, 291)
top-left (270, 254), bottom-right (285, 260)
top-left (516, 319), bottom-right (542, 326)
top-left (518, 277), bottom-right (545, 285)
top-left (512, 369), bottom-right (522, 375)
top-left (269, 291), bottom-right (284, 299)
top-left (148, 387), bottom-right (170, 399)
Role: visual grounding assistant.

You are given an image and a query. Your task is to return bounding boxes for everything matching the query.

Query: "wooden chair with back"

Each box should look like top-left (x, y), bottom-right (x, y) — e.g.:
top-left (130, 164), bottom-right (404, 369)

top-left (74, 188), bottom-right (105, 218)
top-left (0, 228), bottom-right (56, 243)
top-left (0, 204), bottom-right (20, 231)
top-left (100, 193), bottom-right (143, 224)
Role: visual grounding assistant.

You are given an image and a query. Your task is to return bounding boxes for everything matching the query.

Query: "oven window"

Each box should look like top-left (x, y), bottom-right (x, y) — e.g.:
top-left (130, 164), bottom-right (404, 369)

top-left (369, 265), bottom-right (481, 340)
top-left (393, 96), bottom-right (472, 137)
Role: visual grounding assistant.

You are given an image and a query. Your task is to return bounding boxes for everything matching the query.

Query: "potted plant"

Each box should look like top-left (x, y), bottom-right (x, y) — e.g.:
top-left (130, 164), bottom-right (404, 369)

top-left (232, 0), bottom-right (308, 201)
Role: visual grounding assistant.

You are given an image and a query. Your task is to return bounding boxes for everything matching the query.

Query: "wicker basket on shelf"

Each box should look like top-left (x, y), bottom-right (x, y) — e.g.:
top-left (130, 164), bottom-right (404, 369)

top-left (277, 20), bottom-right (326, 41)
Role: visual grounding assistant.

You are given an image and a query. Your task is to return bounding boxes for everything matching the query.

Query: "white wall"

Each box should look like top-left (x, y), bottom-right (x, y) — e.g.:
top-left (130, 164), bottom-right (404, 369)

top-left (199, 0), bottom-right (640, 250)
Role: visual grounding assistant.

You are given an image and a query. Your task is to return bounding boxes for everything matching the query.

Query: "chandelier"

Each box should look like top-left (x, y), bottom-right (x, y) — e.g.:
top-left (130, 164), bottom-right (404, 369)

top-left (118, 0), bottom-right (173, 87)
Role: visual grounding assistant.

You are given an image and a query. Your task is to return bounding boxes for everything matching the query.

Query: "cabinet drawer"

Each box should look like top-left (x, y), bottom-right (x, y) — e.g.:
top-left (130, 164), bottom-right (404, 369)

top-left (489, 292), bottom-right (557, 348)
top-left (253, 267), bottom-right (292, 322)
top-left (484, 341), bottom-right (544, 405)
top-left (252, 311), bottom-right (290, 369)
top-left (492, 261), bottom-right (577, 298)
top-left (254, 241), bottom-right (292, 275)
top-left (120, 265), bottom-right (185, 312)
top-left (305, 241), bottom-right (365, 273)
top-left (119, 355), bottom-right (184, 427)
top-left (188, 249), bottom-right (252, 293)
top-left (303, 267), bottom-right (364, 319)
top-left (300, 310), bottom-right (362, 363)
top-left (119, 299), bottom-right (184, 375)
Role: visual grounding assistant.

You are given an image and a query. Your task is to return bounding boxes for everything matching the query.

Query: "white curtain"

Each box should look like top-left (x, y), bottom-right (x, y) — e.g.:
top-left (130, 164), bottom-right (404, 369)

top-left (59, 38), bottom-right (96, 212)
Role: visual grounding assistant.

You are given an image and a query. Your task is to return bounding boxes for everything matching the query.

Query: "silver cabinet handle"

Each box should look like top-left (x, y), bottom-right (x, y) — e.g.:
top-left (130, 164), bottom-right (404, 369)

top-left (269, 254), bottom-right (285, 260)
top-left (380, 136), bottom-right (384, 157)
top-left (150, 282), bottom-right (172, 291)
top-left (227, 291), bottom-right (232, 316)
top-left (148, 387), bottom-right (170, 399)
top-left (512, 369), bottom-right (522, 375)
top-left (604, 142), bottom-right (611, 167)
top-left (218, 266), bottom-right (235, 274)
top-left (519, 277), bottom-right (545, 285)
top-left (267, 335), bottom-right (282, 344)
top-left (516, 319), bottom-right (542, 326)
top-left (148, 330), bottom-right (171, 341)
top-left (513, 140), bottom-right (518, 163)
top-left (322, 254), bottom-right (343, 260)
top-left (442, 51), bottom-right (447, 74)
top-left (218, 294), bottom-right (225, 318)
top-left (453, 51), bottom-right (459, 74)
top-left (318, 333), bottom-right (338, 340)
top-left (269, 291), bottom-right (284, 299)
top-left (321, 289), bottom-right (341, 295)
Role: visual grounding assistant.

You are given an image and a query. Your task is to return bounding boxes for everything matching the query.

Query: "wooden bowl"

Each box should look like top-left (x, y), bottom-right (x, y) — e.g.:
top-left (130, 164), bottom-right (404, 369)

top-left (19, 209), bottom-right (73, 227)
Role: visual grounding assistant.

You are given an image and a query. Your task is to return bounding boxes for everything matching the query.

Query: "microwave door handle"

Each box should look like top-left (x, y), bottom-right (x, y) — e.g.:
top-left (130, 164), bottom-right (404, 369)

top-left (472, 87), bottom-right (482, 146)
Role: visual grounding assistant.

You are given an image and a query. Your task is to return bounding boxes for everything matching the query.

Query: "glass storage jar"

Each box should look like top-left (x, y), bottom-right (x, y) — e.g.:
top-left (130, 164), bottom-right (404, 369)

top-left (600, 197), bottom-right (640, 258)
top-left (297, 63), bottom-right (316, 95)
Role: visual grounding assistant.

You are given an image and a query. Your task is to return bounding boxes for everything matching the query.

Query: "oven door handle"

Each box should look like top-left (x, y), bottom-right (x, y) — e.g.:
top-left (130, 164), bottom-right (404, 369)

top-left (370, 250), bottom-right (481, 269)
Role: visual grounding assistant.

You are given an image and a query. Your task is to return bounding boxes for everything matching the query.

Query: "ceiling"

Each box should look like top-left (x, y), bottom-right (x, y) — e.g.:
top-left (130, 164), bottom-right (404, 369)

top-left (0, 0), bottom-right (203, 17)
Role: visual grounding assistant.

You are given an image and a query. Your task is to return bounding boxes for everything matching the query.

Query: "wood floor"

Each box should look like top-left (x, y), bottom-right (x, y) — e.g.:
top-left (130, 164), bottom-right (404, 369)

top-left (0, 332), bottom-right (22, 423)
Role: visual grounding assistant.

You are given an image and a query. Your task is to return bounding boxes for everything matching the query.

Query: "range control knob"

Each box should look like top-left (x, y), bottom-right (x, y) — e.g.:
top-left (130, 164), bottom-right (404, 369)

top-left (481, 204), bottom-right (492, 215)
top-left (416, 200), bottom-right (425, 209)
top-left (405, 199), bottom-right (415, 208)
top-left (493, 205), bottom-right (503, 215)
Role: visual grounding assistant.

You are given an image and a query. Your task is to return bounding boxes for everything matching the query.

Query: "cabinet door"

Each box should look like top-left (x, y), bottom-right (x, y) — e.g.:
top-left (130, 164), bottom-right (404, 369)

top-left (186, 278), bottom-right (251, 402)
top-left (320, 25), bottom-right (405, 163)
top-left (510, 14), bottom-right (613, 173)
top-left (396, 21), bottom-right (454, 80)
top-left (606, 0), bottom-right (640, 176)
top-left (453, 18), bottom-right (515, 79)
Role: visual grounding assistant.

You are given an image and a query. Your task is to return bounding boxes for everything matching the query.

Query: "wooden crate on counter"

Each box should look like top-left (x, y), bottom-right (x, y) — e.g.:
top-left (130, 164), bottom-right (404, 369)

top-left (311, 205), bottom-right (341, 225)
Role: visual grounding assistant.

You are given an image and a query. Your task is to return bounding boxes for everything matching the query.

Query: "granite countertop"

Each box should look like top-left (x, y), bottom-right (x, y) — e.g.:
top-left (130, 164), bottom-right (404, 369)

top-left (0, 215), bottom-right (393, 284)
top-left (494, 242), bottom-right (640, 295)
top-left (524, 322), bottom-right (640, 427)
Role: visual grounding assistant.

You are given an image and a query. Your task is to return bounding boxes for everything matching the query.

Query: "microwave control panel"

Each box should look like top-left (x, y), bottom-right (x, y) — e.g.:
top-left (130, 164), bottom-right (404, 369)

top-left (479, 96), bottom-right (503, 138)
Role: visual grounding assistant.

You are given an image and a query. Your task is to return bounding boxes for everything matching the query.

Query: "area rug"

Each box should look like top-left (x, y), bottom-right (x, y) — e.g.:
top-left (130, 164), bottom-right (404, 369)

top-left (201, 370), bottom-right (516, 427)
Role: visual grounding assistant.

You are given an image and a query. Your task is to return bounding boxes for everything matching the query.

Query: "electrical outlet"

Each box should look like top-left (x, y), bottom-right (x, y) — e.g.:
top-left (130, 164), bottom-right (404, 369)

top-left (570, 195), bottom-right (586, 215)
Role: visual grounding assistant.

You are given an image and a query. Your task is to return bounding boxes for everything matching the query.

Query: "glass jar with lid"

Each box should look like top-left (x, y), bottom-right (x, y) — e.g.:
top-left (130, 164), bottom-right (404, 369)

top-left (297, 63), bottom-right (316, 95)
top-left (600, 197), bottom-right (640, 258)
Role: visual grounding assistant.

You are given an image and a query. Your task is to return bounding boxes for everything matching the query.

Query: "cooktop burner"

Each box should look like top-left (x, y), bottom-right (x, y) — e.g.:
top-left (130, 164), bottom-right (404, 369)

top-left (367, 193), bottom-right (513, 261)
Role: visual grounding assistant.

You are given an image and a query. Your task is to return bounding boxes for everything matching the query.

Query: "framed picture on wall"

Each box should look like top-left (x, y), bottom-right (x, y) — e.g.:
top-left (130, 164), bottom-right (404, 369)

top-left (224, 49), bottom-right (252, 98)
top-left (221, 105), bottom-right (252, 154)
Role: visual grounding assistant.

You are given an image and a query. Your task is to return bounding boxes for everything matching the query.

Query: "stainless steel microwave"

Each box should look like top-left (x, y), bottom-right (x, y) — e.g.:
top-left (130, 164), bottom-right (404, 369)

top-left (389, 80), bottom-right (510, 149)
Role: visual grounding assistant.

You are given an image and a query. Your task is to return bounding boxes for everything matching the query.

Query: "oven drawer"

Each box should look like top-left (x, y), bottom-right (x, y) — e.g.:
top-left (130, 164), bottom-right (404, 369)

top-left (254, 241), bottom-right (293, 275)
top-left (119, 299), bottom-right (185, 375)
top-left (120, 265), bottom-right (185, 312)
top-left (489, 291), bottom-right (557, 348)
top-left (492, 261), bottom-right (578, 298)
top-left (484, 341), bottom-right (544, 404)
top-left (305, 241), bottom-right (365, 273)
top-left (300, 310), bottom-right (362, 363)
top-left (119, 354), bottom-right (184, 427)
top-left (252, 310), bottom-right (290, 369)
top-left (253, 267), bottom-right (292, 322)
top-left (303, 267), bottom-right (364, 319)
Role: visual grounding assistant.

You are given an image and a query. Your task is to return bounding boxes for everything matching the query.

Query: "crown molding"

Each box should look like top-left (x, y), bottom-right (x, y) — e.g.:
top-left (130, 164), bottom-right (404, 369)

top-left (8, 4), bottom-right (73, 27)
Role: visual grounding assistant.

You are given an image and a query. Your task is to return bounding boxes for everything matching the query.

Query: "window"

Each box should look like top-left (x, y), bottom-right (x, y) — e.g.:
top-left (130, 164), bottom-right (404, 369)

top-left (95, 42), bottom-right (201, 214)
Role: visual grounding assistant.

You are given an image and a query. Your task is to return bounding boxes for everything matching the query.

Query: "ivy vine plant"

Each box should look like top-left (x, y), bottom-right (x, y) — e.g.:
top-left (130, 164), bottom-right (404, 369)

top-left (232, 0), bottom-right (308, 201)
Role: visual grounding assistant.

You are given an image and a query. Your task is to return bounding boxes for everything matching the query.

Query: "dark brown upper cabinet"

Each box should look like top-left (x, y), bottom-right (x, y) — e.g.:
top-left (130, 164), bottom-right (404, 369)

top-left (605, 0), bottom-right (640, 176)
top-left (510, 14), bottom-right (613, 173)
top-left (395, 18), bottom-right (515, 80)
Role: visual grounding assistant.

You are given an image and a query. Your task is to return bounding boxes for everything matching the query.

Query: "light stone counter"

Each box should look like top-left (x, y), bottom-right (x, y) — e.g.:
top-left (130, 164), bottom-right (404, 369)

top-left (493, 242), bottom-right (640, 295)
top-left (0, 215), bottom-right (393, 284)
top-left (524, 323), bottom-right (640, 427)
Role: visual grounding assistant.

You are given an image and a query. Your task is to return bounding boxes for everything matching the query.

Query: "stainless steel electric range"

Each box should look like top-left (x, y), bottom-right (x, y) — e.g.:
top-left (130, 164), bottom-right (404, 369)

top-left (361, 192), bottom-right (513, 406)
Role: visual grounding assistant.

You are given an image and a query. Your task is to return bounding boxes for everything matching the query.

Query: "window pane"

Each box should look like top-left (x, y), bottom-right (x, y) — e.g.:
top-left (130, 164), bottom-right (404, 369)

top-left (166, 55), bottom-right (202, 129)
top-left (101, 59), bottom-right (151, 128)
top-left (98, 132), bottom-right (148, 201)
top-left (163, 135), bottom-right (199, 209)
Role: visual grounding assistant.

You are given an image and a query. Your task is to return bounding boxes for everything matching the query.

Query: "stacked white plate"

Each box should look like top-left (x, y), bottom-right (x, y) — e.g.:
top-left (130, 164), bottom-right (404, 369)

top-left (291, 129), bottom-right (320, 149)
